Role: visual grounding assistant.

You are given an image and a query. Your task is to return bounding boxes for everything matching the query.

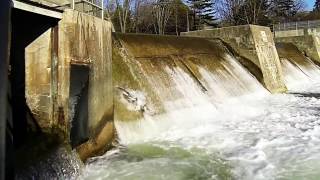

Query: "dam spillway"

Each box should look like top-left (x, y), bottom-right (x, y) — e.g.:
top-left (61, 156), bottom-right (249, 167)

top-left (79, 34), bottom-right (320, 179)
top-left (277, 43), bottom-right (320, 91)
top-left (112, 34), bottom-right (268, 124)
top-left (5, 4), bottom-right (320, 178)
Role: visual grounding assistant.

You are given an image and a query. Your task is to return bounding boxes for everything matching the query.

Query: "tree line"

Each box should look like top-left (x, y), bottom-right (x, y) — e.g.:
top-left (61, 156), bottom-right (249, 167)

top-left (104, 0), bottom-right (320, 35)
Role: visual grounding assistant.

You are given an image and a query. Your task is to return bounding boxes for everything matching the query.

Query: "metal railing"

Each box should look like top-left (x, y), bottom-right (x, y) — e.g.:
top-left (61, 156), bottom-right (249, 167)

top-left (273, 20), bottom-right (320, 31)
top-left (71, 0), bottom-right (104, 19)
top-left (20, 0), bottom-right (105, 19)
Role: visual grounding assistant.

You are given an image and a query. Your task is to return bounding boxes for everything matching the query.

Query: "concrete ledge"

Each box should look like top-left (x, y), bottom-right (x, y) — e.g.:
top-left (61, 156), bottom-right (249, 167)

top-left (13, 0), bottom-right (62, 19)
top-left (275, 29), bottom-right (305, 38)
top-left (274, 28), bottom-right (320, 38)
top-left (181, 25), bottom-right (287, 93)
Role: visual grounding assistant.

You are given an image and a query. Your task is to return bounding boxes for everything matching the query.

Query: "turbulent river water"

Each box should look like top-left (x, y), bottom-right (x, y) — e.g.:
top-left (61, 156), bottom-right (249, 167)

top-left (80, 55), bottom-right (320, 180)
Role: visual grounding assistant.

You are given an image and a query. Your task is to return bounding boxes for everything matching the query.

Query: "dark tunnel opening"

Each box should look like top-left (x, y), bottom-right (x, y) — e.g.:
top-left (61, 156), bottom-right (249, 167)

top-left (69, 64), bottom-right (90, 148)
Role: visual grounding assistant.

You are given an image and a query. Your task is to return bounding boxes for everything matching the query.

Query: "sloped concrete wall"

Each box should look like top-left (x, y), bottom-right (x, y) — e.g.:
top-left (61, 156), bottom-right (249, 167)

top-left (276, 35), bottom-right (320, 65)
top-left (181, 25), bottom-right (287, 93)
top-left (276, 43), bottom-right (314, 67)
top-left (25, 29), bottom-right (53, 131)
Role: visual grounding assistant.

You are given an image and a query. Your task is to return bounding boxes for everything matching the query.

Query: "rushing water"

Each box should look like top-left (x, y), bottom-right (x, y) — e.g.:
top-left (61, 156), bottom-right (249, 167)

top-left (81, 55), bottom-right (320, 180)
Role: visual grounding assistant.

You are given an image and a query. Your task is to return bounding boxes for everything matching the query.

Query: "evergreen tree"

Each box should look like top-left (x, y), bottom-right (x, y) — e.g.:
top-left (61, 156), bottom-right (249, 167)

top-left (314, 0), bottom-right (320, 12)
top-left (187, 0), bottom-right (216, 30)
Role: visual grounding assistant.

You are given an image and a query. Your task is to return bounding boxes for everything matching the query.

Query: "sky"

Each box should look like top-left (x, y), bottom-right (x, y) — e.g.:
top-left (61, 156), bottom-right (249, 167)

top-left (307, 0), bottom-right (315, 10)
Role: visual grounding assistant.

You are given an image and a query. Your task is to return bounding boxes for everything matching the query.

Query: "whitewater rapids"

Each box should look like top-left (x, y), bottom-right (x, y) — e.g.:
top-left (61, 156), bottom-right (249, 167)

top-left (81, 55), bottom-right (320, 180)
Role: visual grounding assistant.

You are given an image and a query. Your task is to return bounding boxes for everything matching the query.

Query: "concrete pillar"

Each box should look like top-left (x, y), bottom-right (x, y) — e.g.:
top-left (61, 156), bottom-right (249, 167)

top-left (25, 9), bottom-right (114, 160)
top-left (181, 25), bottom-right (287, 93)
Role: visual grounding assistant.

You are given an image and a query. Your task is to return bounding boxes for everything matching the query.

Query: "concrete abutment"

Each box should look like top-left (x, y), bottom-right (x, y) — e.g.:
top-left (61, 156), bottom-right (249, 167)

top-left (24, 9), bottom-right (114, 161)
top-left (181, 25), bottom-right (287, 93)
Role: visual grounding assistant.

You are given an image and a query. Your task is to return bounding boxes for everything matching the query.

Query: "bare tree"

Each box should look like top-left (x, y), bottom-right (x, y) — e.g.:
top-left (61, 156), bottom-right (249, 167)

top-left (175, 3), bottom-right (179, 35)
top-left (132, 0), bottom-right (142, 32)
top-left (293, 0), bottom-right (307, 14)
top-left (186, 8), bottom-right (190, 31)
top-left (152, 0), bottom-right (174, 34)
top-left (217, 0), bottom-right (270, 26)
top-left (243, 0), bottom-right (270, 25)
top-left (216, 0), bottom-right (243, 25)
top-left (106, 0), bottom-right (190, 34)
top-left (131, 0), bottom-right (155, 33)
top-left (115, 0), bottom-right (132, 33)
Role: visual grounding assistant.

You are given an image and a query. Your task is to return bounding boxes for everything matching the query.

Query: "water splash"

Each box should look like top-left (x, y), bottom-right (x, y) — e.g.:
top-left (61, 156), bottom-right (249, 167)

top-left (83, 84), bottom-right (320, 180)
top-left (81, 38), bottom-right (320, 180)
top-left (281, 58), bottom-right (320, 91)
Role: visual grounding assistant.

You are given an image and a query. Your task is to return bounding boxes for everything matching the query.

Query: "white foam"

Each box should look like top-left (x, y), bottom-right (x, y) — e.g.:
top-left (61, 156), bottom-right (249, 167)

top-left (282, 58), bottom-right (320, 91)
top-left (86, 54), bottom-right (320, 179)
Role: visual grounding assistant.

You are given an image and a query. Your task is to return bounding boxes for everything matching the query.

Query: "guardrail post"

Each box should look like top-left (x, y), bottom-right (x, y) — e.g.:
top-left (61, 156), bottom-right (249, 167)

top-left (101, 0), bottom-right (104, 19)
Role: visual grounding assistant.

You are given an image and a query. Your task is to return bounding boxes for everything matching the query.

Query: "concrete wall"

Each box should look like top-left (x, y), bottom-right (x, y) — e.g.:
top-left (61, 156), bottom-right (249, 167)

top-left (25, 29), bottom-right (53, 131)
top-left (25, 9), bottom-right (114, 160)
top-left (275, 29), bottom-right (305, 38)
top-left (57, 10), bottom-right (114, 160)
top-left (308, 28), bottom-right (320, 36)
top-left (276, 43), bottom-right (314, 68)
top-left (181, 25), bottom-right (287, 93)
top-left (276, 35), bottom-right (320, 65)
top-left (58, 9), bottom-right (113, 134)
top-left (275, 28), bottom-right (320, 38)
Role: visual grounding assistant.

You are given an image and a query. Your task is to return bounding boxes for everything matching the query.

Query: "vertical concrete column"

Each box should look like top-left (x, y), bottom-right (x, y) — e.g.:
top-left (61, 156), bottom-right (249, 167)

top-left (250, 25), bottom-right (286, 93)
top-left (181, 25), bottom-right (287, 93)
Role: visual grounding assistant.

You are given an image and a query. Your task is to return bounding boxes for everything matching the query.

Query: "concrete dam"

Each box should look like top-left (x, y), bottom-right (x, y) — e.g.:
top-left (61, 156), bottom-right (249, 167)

top-left (82, 32), bottom-right (320, 180)
top-left (3, 2), bottom-right (320, 179)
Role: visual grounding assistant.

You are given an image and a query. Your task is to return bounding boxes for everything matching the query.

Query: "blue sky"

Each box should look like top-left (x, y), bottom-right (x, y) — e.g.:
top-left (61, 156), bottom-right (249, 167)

top-left (307, 0), bottom-right (315, 10)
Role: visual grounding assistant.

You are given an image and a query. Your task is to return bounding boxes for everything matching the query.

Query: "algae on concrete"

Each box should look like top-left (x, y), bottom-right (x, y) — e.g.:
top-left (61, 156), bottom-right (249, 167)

top-left (113, 33), bottom-right (269, 123)
top-left (276, 43), bottom-right (314, 67)
top-left (276, 35), bottom-right (320, 66)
